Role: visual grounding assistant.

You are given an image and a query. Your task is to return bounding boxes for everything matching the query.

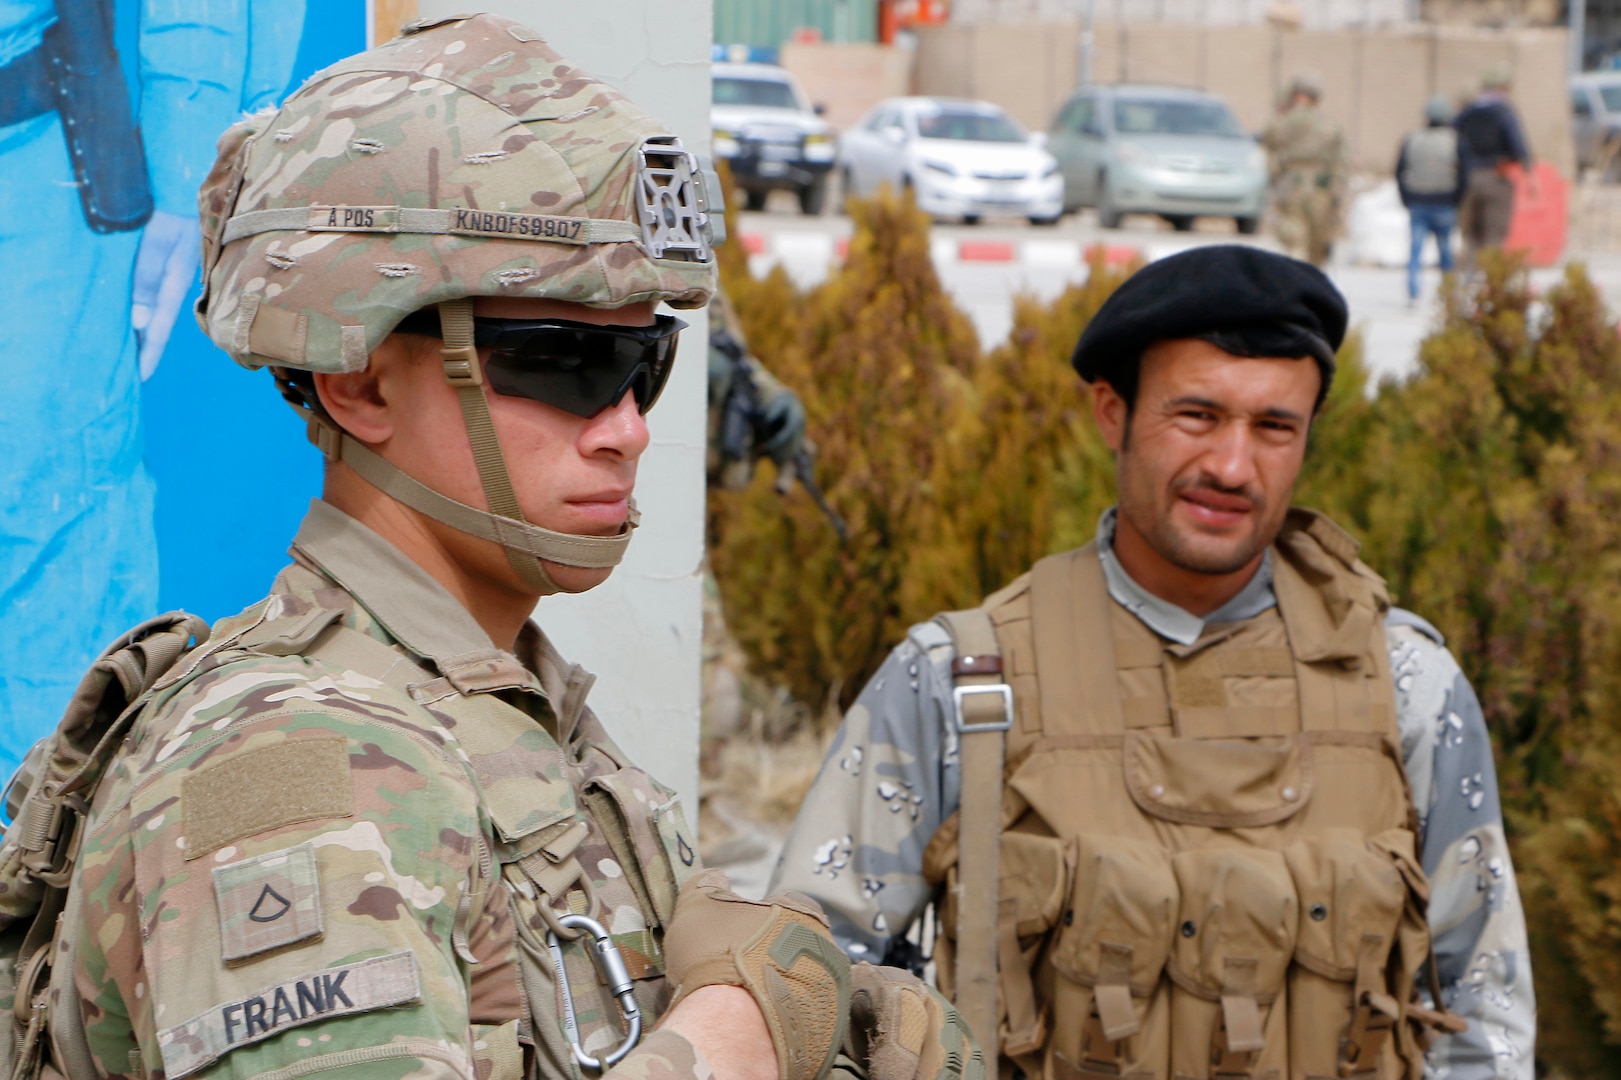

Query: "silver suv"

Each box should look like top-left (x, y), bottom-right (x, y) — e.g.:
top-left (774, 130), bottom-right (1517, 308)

top-left (712, 62), bottom-right (838, 215)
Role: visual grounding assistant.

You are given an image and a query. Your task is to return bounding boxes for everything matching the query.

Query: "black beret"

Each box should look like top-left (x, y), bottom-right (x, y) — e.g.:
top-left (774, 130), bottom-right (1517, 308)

top-left (1071, 245), bottom-right (1348, 405)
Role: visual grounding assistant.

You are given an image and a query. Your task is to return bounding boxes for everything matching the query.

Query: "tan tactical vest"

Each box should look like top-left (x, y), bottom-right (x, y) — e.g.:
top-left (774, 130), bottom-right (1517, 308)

top-left (922, 511), bottom-right (1459, 1080)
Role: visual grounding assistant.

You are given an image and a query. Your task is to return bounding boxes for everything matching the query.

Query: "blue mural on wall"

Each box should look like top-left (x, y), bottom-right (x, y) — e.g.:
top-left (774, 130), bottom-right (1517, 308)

top-left (0, 0), bottom-right (364, 781)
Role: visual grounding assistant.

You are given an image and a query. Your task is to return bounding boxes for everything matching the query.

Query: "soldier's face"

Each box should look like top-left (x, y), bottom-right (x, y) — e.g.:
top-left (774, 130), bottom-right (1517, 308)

top-left (1093, 339), bottom-right (1318, 589)
top-left (362, 297), bottom-right (660, 595)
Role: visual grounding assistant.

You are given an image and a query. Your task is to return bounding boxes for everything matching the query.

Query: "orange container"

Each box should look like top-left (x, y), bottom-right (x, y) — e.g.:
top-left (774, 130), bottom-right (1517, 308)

top-left (1502, 161), bottom-right (1568, 268)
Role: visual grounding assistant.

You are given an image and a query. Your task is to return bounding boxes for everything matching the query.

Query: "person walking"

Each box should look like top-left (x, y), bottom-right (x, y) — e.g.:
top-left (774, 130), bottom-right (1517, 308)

top-left (1261, 73), bottom-right (1347, 267)
top-left (1396, 96), bottom-right (1467, 303)
top-left (1454, 70), bottom-right (1533, 270)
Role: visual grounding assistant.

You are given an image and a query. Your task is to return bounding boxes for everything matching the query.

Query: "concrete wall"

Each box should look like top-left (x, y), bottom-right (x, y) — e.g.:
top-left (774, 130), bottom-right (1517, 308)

top-left (915, 20), bottom-right (1575, 176)
top-left (405, 0), bottom-right (713, 815)
top-left (952, 0), bottom-right (1410, 30)
top-left (780, 42), bottom-right (913, 131)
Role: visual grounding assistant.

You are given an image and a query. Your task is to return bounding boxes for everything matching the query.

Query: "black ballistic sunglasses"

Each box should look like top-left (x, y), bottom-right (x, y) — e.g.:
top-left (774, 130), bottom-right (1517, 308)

top-left (394, 310), bottom-right (686, 418)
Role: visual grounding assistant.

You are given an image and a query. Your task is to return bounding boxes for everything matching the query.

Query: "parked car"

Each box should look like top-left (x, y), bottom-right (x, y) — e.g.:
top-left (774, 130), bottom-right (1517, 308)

top-left (711, 62), bottom-right (838, 215)
top-left (1572, 73), bottom-right (1621, 175)
top-left (839, 96), bottom-right (1064, 225)
top-left (1045, 84), bottom-right (1267, 232)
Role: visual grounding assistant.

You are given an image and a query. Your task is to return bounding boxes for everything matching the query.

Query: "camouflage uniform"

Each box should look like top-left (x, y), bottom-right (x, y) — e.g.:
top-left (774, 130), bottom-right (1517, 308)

top-left (772, 509), bottom-right (1536, 1080)
top-left (70, 499), bottom-right (708, 1080)
top-left (1261, 105), bottom-right (1347, 268)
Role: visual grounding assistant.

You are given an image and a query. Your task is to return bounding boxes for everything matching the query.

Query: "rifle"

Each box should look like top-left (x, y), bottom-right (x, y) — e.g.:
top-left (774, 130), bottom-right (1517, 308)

top-left (713, 325), bottom-right (848, 542)
top-left (775, 449), bottom-right (848, 544)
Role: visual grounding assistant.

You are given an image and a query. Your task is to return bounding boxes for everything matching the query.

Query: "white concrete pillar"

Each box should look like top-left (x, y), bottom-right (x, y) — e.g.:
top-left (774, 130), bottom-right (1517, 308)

top-left (415, 0), bottom-right (713, 815)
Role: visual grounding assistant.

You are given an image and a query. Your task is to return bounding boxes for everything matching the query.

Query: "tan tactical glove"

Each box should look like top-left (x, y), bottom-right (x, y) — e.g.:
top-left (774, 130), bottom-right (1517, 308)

top-left (842, 964), bottom-right (986, 1080)
top-left (663, 869), bottom-right (852, 1080)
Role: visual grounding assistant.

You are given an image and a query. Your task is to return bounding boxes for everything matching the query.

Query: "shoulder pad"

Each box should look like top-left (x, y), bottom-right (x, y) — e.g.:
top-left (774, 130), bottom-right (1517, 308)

top-left (1285, 507), bottom-right (1361, 566)
top-left (982, 569), bottom-right (1034, 613)
top-left (905, 621), bottom-right (958, 676)
top-left (1385, 607), bottom-right (1446, 646)
top-left (907, 620), bottom-right (953, 651)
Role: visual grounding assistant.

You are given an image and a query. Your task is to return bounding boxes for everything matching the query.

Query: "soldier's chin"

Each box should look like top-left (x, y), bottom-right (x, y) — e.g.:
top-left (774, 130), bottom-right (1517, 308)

top-left (540, 560), bottom-right (615, 596)
top-left (1162, 531), bottom-right (1266, 577)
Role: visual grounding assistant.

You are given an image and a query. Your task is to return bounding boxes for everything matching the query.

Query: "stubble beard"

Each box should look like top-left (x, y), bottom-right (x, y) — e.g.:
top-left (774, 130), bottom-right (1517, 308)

top-left (1118, 458), bottom-right (1278, 578)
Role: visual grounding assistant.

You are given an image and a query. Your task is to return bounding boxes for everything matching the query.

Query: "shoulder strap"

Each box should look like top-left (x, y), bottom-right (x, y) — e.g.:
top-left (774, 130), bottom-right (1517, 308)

top-left (933, 608), bottom-right (1012, 1057)
top-left (1029, 543), bottom-right (1123, 736)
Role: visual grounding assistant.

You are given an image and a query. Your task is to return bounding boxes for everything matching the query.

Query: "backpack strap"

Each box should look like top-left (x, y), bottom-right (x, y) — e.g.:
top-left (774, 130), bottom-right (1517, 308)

top-left (934, 607), bottom-right (1013, 1057)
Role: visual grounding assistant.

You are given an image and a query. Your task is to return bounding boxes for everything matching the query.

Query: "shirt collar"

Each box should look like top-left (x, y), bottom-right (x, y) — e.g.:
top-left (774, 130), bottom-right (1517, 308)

top-left (289, 498), bottom-right (504, 666)
top-left (1096, 507), bottom-right (1278, 646)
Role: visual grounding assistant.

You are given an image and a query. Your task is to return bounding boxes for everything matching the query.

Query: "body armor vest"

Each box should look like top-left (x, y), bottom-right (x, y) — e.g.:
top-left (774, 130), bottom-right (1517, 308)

top-left (923, 511), bottom-right (1454, 1080)
top-left (1400, 129), bottom-right (1459, 197)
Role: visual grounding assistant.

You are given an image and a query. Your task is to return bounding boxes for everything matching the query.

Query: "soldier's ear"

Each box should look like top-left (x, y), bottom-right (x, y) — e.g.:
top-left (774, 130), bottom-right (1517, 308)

top-left (1092, 378), bottom-right (1130, 453)
top-left (312, 345), bottom-right (404, 447)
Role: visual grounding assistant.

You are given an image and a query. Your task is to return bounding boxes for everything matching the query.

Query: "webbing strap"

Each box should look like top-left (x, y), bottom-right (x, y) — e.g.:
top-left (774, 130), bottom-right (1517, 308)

top-left (1028, 545), bottom-right (1124, 737)
top-left (307, 416), bottom-right (636, 570)
top-left (436, 300), bottom-right (560, 595)
top-left (220, 205), bottom-right (643, 247)
top-left (996, 896), bottom-right (1045, 1057)
top-left (936, 607), bottom-right (1008, 1057)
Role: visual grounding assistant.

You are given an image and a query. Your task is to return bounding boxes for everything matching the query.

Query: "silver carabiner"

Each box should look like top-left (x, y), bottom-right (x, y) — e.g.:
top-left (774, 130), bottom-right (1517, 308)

top-left (545, 913), bottom-right (643, 1071)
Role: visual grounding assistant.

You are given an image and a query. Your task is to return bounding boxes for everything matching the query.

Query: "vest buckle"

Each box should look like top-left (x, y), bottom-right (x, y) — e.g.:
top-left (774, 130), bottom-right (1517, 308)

top-left (1339, 991), bottom-right (1398, 1076)
top-left (1079, 1011), bottom-right (1124, 1076)
top-left (952, 684), bottom-right (1013, 733)
top-left (1210, 1027), bottom-right (1258, 1079)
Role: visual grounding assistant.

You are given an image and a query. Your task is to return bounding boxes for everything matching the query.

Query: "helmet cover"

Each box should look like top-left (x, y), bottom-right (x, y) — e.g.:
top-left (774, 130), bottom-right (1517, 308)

top-left (196, 13), bottom-right (717, 375)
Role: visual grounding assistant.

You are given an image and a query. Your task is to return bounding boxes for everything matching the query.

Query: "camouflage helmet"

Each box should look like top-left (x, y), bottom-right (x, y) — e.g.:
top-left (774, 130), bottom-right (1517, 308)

top-left (1287, 71), bottom-right (1324, 102)
top-left (196, 12), bottom-right (717, 375)
top-left (194, 14), bottom-right (718, 596)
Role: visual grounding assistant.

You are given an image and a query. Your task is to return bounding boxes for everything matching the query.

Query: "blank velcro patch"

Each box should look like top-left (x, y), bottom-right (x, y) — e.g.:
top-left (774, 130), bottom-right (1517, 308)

top-left (183, 736), bottom-right (354, 859)
top-left (214, 842), bottom-right (323, 962)
top-left (157, 951), bottom-right (421, 1079)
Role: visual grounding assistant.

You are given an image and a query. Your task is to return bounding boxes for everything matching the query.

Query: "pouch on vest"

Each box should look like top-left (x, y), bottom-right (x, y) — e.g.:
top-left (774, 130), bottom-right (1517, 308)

top-left (1124, 734), bottom-right (1310, 829)
top-left (584, 768), bottom-right (700, 937)
top-left (931, 830), bottom-right (1067, 1058)
top-left (1283, 832), bottom-right (1406, 1080)
top-left (1367, 831), bottom-right (1463, 1080)
top-left (1168, 849), bottom-right (1299, 1080)
top-left (1048, 836), bottom-right (1178, 1080)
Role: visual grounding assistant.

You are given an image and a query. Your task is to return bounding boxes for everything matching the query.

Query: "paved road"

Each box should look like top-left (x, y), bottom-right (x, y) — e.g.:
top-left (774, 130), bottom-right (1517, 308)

top-left (735, 200), bottom-right (1618, 386)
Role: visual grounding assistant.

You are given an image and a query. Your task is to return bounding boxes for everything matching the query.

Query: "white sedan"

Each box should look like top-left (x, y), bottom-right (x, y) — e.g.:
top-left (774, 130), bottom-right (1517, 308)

top-left (840, 97), bottom-right (1064, 225)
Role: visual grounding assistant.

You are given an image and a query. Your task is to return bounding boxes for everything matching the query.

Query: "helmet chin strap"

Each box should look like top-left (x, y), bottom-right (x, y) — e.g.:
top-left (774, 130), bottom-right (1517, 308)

top-left (297, 299), bottom-right (639, 596)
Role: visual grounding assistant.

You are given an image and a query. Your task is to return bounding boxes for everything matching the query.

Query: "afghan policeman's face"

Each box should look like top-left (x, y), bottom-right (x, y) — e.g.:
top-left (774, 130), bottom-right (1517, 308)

top-left (1094, 338), bottom-right (1319, 580)
top-left (324, 297), bottom-right (658, 596)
